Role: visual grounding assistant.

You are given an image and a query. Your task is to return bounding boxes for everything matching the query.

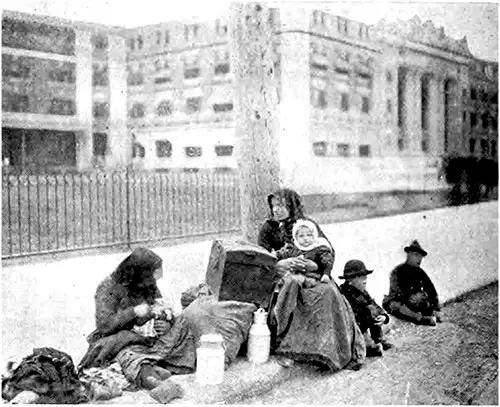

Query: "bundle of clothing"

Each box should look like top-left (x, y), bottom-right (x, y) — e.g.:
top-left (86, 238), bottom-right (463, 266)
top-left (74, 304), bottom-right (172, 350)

top-left (2, 347), bottom-right (88, 404)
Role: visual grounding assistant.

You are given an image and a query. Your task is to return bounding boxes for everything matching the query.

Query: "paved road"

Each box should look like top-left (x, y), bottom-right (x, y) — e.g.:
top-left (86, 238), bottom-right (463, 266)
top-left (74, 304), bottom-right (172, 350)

top-left (240, 283), bottom-right (498, 405)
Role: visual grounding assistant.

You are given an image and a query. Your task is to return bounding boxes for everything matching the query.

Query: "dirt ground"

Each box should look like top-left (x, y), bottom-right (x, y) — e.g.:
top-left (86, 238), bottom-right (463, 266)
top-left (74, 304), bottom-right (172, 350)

top-left (241, 282), bottom-right (498, 405)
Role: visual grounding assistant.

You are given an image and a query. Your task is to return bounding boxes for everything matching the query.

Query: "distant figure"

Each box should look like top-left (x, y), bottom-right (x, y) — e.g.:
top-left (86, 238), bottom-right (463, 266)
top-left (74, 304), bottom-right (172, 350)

top-left (340, 260), bottom-right (393, 357)
top-left (383, 240), bottom-right (442, 326)
top-left (274, 219), bottom-right (334, 285)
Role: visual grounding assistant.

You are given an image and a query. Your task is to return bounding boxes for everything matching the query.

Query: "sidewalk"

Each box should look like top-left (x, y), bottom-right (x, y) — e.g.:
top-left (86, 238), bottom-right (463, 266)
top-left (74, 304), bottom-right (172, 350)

top-left (101, 282), bottom-right (498, 405)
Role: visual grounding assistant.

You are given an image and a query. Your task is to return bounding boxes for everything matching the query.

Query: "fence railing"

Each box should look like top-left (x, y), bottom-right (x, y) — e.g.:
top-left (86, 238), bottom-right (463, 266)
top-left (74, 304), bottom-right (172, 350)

top-left (2, 169), bottom-right (242, 259)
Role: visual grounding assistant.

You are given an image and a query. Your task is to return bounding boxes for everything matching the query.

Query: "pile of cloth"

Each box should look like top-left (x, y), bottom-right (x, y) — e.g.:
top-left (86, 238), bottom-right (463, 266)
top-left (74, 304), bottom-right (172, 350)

top-left (2, 347), bottom-right (88, 404)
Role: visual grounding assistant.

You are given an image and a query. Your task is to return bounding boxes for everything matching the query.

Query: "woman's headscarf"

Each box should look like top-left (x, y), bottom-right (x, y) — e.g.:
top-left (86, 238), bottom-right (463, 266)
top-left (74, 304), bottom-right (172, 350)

top-left (111, 247), bottom-right (163, 299)
top-left (267, 188), bottom-right (305, 221)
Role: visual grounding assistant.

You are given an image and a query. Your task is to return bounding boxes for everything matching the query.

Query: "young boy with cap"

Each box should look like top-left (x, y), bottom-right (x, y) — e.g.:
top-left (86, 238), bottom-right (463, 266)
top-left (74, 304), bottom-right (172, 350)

top-left (339, 260), bottom-right (393, 357)
top-left (383, 240), bottom-right (442, 326)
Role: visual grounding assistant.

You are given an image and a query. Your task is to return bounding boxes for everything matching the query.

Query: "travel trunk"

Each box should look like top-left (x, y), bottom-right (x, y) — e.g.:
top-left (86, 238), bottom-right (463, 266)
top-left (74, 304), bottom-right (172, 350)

top-left (205, 240), bottom-right (280, 310)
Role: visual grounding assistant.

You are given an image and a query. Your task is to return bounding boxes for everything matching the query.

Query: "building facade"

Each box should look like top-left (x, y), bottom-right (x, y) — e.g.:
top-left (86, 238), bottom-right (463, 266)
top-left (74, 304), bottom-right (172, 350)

top-left (2, 10), bottom-right (128, 172)
top-left (2, 8), bottom-right (497, 194)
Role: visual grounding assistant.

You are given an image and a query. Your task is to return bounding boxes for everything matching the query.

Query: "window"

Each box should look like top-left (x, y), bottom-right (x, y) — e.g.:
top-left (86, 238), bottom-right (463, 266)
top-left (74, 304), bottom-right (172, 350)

top-left (184, 55), bottom-right (200, 79)
top-left (93, 102), bottom-right (109, 118)
top-left (133, 143), bottom-right (145, 158)
top-left (361, 96), bottom-right (370, 113)
top-left (359, 145), bottom-right (371, 157)
top-left (129, 38), bottom-right (135, 51)
top-left (184, 67), bottom-right (200, 79)
top-left (156, 31), bottom-right (162, 45)
top-left (215, 62), bottom-right (230, 75)
top-left (492, 116), bottom-right (498, 131)
top-left (312, 141), bottom-right (328, 156)
top-left (337, 17), bottom-right (348, 34)
top-left (185, 24), bottom-right (200, 41)
top-left (471, 113), bottom-right (477, 127)
top-left (215, 20), bottom-right (228, 36)
top-left (311, 88), bottom-right (327, 109)
top-left (462, 89), bottom-right (468, 99)
top-left (48, 98), bottom-right (75, 115)
top-left (47, 62), bottom-right (76, 84)
top-left (482, 113), bottom-right (489, 129)
top-left (398, 138), bottom-right (405, 151)
top-left (186, 97), bottom-right (202, 114)
top-left (470, 88), bottom-right (477, 100)
top-left (154, 77), bottom-right (171, 84)
top-left (185, 146), bottom-right (202, 157)
top-left (463, 111), bottom-right (467, 123)
top-left (164, 31), bottom-right (170, 44)
top-left (387, 99), bottom-right (392, 114)
top-left (491, 140), bottom-right (497, 157)
top-left (215, 145), bottom-right (233, 156)
top-left (3, 93), bottom-right (30, 112)
top-left (137, 35), bottom-right (143, 49)
top-left (481, 139), bottom-right (489, 155)
top-left (337, 143), bottom-right (350, 157)
top-left (469, 138), bottom-right (476, 154)
top-left (93, 133), bottom-right (107, 157)
top-left (490, 92), bottom-right (498, 105)
top-left (156, 100), bottom-right (173, 116)
top-left (213, 103), bottom-right (234, 113)
top-left (421, 138), bottom-right (429, 153)
top-left (386, 70), bottom-right (393, 82)
top-left (127, 68), bottom-right (144, 86)
top-left (92, 64), bottom-right (108, 86)
top-left (341, 93), bottom-right (349, 111)
top-left (130, 103), bottom-right (145, 118)
top-left (156, 140), bottom-right (172, 157)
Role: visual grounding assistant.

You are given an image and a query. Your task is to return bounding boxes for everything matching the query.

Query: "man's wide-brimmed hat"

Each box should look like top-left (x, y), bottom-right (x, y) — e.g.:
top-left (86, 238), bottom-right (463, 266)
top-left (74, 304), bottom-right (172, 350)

top-left (339, 260), bottom-right (373, 280)
top-left (404, 240), bottom-right (428, 257)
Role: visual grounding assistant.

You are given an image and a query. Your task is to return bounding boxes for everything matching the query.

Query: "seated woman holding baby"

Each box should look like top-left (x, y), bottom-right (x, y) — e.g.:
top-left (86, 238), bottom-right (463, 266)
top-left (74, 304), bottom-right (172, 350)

top-left (258, 188), bottom-right (366, 371)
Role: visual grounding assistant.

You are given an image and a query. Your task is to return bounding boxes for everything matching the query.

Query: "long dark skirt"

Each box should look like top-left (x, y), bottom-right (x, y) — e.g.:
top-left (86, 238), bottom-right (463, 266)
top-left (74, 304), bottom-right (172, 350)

top-left (274, 275), bottom-right (366, 371)
top-left (115, 315), bottom-right (197, 384)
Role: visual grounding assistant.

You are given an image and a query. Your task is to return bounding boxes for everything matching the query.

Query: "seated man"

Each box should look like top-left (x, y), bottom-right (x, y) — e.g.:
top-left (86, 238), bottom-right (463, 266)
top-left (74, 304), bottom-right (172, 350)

top-left (340, 260), bottom-right (393, 357)
top-left (383, 240), bottom-right (443, 326)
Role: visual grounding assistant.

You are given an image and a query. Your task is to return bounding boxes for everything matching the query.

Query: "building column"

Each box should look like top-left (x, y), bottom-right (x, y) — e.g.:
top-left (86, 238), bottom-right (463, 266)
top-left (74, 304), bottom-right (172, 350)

top-left (408, 69), bottom-right (422, 155)
top-left (75, 30), bottom-right (93, 171)
top-left (277, 6), bottom-right (312, 186)
top-left (427, 74), bottom-right (441, 156)
top-left (107, 34), bottom-right (129, 168)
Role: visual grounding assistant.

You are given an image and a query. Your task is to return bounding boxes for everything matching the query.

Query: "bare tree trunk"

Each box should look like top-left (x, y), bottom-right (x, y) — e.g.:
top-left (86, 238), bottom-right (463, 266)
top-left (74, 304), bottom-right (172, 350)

top-left (230, 2), bottom-right (281, 243)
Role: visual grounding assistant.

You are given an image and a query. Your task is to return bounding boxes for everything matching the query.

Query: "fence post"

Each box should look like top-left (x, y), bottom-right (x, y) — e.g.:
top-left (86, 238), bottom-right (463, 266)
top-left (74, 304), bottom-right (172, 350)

top-left (126, 165), bottom-right (132, 249)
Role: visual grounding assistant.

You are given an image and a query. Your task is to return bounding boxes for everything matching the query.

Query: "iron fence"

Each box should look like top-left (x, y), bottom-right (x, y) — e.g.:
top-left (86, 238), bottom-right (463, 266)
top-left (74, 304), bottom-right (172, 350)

top-left (2, 169), bottom-right (241, 259)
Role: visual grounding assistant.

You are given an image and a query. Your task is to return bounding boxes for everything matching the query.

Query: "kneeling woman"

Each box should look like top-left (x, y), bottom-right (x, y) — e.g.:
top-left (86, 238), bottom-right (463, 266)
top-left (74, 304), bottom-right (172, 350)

top-left (258, 188), bottom-right (366, 371)
top-left (79, 248), bottom-right (196, 389)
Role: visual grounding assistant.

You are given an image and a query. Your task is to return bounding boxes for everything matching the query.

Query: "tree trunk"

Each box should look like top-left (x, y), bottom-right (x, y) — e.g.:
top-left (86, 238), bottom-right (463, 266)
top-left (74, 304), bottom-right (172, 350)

top-left (230, 2), bottom-right (281, 243)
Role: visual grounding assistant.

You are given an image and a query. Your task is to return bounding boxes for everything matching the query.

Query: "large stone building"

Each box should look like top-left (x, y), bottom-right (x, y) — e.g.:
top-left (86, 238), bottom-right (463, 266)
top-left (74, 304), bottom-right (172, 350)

top-left (2, 10), bottom-right (129, 172)
top-left (2, 8), bottom-right (497, 194)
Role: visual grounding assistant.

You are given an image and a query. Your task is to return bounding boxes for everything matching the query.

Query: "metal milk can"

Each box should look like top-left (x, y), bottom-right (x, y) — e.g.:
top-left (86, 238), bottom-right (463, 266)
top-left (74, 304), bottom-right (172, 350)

top-left (247, 308), bottom-right (271, 364)
top-left (196, 333), bottom-right (225, 385)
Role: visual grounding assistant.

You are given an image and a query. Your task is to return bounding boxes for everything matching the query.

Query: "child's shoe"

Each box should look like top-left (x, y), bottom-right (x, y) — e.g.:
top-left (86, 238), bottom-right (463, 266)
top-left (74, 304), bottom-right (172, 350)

top-left (379, 338), bottom-right (394, 350)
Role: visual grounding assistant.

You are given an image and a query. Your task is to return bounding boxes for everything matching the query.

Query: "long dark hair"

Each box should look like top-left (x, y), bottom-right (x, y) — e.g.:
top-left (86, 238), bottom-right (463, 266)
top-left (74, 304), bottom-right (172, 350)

top-left (111, 247), bottom-right (162, 300)
top-left (267, 188), bottom-right (305, 221)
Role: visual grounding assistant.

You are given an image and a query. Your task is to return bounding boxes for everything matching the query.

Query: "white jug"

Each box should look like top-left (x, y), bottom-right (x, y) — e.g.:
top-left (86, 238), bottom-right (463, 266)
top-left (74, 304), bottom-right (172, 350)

top-left (247, 308), bottom-right (271, 364)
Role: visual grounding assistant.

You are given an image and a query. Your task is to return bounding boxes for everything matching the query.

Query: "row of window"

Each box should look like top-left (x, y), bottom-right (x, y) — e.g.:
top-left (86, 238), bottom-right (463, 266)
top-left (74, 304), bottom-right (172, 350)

top-left (311, 89), bottom-right (372, 113)
top-left (127, 61), bottom-right (230, 86)
top-left (469, 138), bottom-right (497, 156)
top-left (312, 141), bottom-right (371, 157)
top-left (312, 12), bottom-right (370, 41)
top-left (465, 88), bottom-right (498, 104)
top-left (3, 92), bottom-right (76, 116)
top-left (3, 55), bottom-right (76, 85)
top-left (133, 141), bottom-right (234, 159)
top-left (128, 20), bottom-right (228, 51)
top-left (464, 111), bottom-right (498, 130)
top-left (128, 99), bottom-right (234, 118)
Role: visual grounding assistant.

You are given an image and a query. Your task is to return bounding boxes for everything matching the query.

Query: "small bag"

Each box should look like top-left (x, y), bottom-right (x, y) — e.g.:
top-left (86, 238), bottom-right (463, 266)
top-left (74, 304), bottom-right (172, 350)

top-left (205, 239), bottom-right (280, 309)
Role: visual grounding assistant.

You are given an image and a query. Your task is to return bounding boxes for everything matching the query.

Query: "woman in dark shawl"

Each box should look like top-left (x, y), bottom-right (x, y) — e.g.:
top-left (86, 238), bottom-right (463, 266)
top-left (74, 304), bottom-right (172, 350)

top-left (258, 189), bottom-right (366, 371)
top-left (79, 247), bottom-right (196, 389)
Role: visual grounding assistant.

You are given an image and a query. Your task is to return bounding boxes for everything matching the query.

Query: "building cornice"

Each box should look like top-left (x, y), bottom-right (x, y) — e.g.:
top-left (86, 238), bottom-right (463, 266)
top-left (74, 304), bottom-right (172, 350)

top-left (2, 9), bottom-right (125, 36)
